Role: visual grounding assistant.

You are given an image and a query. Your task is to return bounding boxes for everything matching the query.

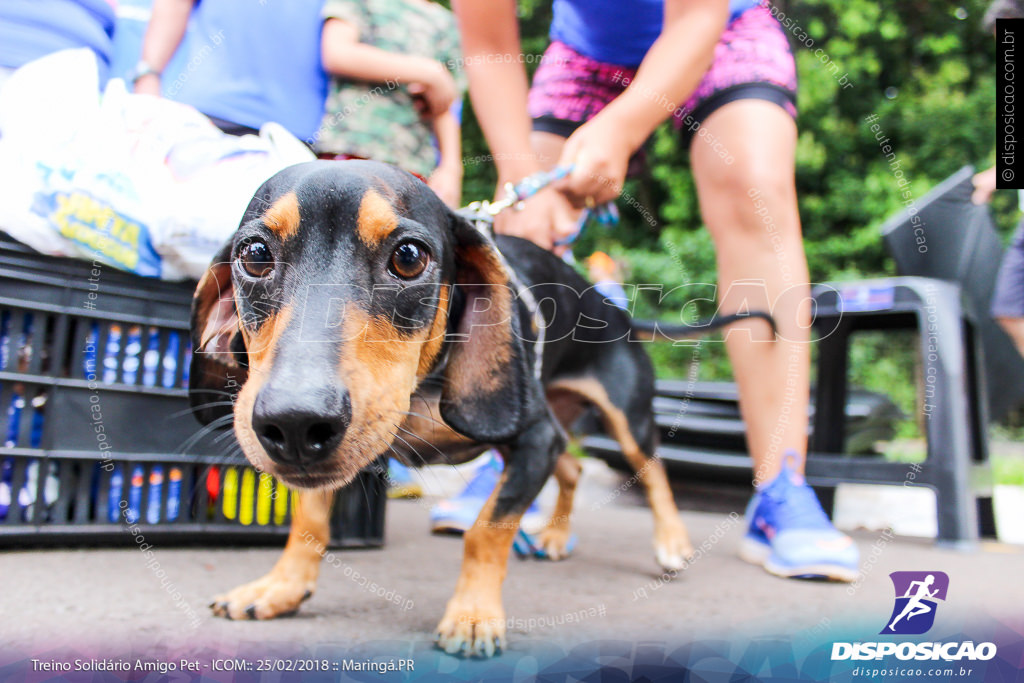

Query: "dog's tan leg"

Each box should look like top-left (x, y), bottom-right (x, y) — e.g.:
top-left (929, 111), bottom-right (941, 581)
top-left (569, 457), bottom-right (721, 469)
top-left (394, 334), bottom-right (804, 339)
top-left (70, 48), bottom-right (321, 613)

top-left (211, 489), bottom-right (333, 620)
top-left (550, 378), bottom-right (693, 572)
top-left (435, 473), bottom-right (518, 658)
top-left (535, 451), bottom-right (581, 560)
top-left (618, 443), bottom-right (694, 572)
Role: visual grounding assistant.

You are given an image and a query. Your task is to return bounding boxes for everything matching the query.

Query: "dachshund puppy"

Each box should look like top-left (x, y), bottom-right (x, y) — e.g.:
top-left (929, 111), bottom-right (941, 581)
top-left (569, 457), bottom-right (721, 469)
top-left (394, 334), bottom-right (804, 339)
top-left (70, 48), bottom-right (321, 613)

top-left (190, 160), bottom-right (697, 657)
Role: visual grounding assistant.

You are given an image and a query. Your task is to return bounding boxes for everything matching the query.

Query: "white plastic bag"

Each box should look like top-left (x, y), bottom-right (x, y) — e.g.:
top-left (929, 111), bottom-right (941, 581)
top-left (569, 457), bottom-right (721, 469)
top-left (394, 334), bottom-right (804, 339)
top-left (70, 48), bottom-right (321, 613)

top-left (0, 48), bottom-right (315, 280)
top-left (0, 50), bottom-right (180, 276)
top-left (154, 121), bottom-right (314, 280)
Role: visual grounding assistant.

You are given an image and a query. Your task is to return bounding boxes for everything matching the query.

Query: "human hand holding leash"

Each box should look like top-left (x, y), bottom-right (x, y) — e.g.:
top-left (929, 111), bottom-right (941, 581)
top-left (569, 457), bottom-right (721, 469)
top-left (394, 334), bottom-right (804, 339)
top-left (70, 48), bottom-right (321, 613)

top-left (468, 165), bottom-right (618, 252)
top-left (554, 117), bottom-right (632, 208)
top-left (494, 187), bottom-right (580, 253)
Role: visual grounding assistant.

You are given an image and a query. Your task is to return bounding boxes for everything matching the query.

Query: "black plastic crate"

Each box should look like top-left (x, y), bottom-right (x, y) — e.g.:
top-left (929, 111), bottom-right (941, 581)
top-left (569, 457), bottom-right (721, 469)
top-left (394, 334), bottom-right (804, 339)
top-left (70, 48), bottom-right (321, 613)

top-left (0, 234), bottom-right (385, 548)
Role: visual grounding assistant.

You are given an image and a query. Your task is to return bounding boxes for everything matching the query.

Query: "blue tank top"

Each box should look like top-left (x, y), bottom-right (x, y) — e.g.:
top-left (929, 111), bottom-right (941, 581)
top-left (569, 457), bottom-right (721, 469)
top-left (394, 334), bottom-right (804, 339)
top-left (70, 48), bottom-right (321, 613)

top-left (163, 0), bottom-right (328, 141)
top-left (550, 0), bottom-right (759, 67)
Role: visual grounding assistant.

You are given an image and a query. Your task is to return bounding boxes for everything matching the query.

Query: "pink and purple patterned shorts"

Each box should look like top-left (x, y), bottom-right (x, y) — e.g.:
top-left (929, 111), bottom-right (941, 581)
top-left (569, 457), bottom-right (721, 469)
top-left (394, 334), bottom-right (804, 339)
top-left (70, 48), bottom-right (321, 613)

top-left (528, 5), bottom-right (798, 143)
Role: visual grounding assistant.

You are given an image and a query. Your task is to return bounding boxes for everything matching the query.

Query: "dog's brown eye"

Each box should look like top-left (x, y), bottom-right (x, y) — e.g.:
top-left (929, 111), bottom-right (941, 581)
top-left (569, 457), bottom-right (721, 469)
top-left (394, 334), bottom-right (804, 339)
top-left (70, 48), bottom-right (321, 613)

top-left (389, 241), bottom-right (429, 279)
top-left (239, 240), bottom-right (274, 278)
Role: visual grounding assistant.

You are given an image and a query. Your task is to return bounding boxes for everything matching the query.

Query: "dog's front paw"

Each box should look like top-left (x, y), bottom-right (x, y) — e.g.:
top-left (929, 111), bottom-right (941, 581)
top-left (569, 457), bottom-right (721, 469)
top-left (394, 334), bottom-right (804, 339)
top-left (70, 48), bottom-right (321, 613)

top-left (435, 600), bottom-right (506, 658)
top-left (210, 572), bottom-right (314, 620)
top-left (654, 518), bottom-right (695, 572)
top-left (536, 526), bottom-right (574, 561)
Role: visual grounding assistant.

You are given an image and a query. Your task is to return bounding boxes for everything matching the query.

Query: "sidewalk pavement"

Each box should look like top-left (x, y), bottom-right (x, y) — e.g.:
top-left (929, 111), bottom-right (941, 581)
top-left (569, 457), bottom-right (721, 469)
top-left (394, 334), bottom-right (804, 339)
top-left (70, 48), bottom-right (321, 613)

top-left (1, 459), bottom-right (1020, 657)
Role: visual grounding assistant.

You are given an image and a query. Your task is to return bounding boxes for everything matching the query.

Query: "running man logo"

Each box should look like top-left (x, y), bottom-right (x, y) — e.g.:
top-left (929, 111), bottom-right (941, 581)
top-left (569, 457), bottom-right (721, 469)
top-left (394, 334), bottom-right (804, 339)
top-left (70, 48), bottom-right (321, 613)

top-left (881, 571), bottom-right (950, 635)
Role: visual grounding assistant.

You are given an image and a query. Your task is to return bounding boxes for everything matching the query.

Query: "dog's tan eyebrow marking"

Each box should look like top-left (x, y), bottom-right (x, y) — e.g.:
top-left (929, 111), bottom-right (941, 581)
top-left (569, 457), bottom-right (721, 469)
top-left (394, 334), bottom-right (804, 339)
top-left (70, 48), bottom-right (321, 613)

top-left (262, 192), bottom-right (301, 240)
top-left (356, 189), bottom-right (399, 247)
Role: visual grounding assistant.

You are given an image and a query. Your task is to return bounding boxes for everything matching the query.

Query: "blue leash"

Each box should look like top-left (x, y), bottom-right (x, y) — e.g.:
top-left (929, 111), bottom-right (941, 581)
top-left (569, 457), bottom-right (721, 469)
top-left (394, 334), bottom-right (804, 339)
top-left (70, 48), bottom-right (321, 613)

top-left (461, 165), bottom-right (619, 245)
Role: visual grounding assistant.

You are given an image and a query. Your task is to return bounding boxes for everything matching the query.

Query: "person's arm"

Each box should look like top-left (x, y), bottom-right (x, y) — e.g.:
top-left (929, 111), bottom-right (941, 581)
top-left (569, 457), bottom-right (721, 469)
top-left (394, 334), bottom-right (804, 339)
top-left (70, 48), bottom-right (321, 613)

top-left (557, 0), bottom-right (729, 204)
top-left (428, 109), bottom-right (463, 207)
top-left (972, 166), bottom-right (997, 204)
top-left (455, 0), bottom-right (538, 182)
top-left (454, 0), bottom-right (579, 250)
top-left (321, 18), bottom-right (455, 117)
top-left (134, 0), bottom-right (194, 95)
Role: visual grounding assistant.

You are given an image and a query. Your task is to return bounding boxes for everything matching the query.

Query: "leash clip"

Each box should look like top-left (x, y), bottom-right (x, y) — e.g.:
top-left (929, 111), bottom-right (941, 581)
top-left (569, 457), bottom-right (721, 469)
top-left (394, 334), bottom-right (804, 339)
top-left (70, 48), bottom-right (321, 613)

top-left (460, 167), bottom-right (572, 225)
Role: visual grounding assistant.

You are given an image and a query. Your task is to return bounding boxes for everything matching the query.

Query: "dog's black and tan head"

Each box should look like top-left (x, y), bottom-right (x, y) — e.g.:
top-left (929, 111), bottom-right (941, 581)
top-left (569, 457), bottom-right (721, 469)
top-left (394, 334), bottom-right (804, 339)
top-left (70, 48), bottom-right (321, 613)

top-left (189, 160), bottom-right (537, 489)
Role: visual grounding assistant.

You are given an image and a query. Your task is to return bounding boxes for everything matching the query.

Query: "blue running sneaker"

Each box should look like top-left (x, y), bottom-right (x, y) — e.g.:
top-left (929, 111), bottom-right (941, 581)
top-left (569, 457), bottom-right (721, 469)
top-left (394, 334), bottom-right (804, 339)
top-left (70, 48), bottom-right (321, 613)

top-left (386, 459), bottom-right (423, 499)
top-left (739, 451), bottom-right (859, 582)
top-left (430, 452), bottom-right (542, 534)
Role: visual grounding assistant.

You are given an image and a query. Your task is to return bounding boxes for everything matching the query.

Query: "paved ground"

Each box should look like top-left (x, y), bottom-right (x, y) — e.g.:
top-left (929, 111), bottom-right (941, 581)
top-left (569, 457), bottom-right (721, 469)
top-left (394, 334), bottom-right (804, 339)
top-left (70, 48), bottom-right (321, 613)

top-left (1, 459), bottom-right (1022, 666)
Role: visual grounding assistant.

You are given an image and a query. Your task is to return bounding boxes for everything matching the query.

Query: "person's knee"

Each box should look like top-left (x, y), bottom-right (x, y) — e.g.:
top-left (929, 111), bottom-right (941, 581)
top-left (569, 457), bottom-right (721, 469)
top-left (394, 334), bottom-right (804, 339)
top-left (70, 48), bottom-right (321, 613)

top-left (704, 160), bottom-right (797, 238)
top-left (742, 165), bottom-right (796, 218)
top-left (699, 142), bottom-right (789, 196)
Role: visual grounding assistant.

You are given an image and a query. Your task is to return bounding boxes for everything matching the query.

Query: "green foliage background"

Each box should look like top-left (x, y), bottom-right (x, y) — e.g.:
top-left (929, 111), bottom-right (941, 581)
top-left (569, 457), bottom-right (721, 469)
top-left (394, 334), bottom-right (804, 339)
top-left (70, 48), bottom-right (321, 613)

top-left (455, 1), bottom-right (1016, 429)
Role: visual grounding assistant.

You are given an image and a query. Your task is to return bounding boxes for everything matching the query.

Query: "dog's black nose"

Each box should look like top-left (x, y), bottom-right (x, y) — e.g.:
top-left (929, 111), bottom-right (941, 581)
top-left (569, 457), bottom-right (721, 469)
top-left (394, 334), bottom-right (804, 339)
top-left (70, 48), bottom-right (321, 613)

top-left (251, 389), bottom-right (351, 467)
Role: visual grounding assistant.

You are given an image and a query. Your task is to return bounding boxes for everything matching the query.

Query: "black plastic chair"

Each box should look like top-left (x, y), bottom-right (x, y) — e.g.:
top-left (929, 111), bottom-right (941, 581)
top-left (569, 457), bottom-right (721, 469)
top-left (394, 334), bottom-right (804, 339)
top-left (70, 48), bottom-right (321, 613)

top-left (807, 278), bottom-right (995, 546)
top-left (880, 165), bottom-right (1024, 420)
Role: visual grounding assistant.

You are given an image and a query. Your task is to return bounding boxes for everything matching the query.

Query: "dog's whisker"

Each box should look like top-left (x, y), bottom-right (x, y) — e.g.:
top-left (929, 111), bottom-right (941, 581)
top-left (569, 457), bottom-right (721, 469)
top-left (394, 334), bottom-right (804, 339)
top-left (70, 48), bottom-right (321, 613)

top-left (375, 435), bottom-right (443, 486)
top-left (387, 426), bottom-right (482, 490)
top-left (184, 399), bottom-right (237, 414)
top-left (385, 429), bottom-right (477, 492)
top-left (206, 445), bottom-right (247, 468)
top-left (388, 408), bottom-right (449, 431)
top-left (385, 430), bottom-right (418, 459)
top-left (392, 423), bottom-right (449, 462)
top-left (354, 462), bottom-right (375, 513)
top-left (382, 406), bottom-right (492, 487)
top-left (186, 388), bottom-right (238, 398)
top-left (169, 400), bottom-right (236, 420)
top-left (175, 414), bottom-right (235, 455)
top-left (384, 431), bottom-right (467, 485)
top-left (213, 428), bottom-right (240, 445)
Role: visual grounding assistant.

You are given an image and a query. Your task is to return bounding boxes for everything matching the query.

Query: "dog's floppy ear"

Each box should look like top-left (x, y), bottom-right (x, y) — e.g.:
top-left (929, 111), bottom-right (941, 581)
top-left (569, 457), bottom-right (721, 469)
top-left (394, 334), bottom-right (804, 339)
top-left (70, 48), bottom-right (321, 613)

top-left (439, 211), bottom-right (539, 442)
top-left (189, 239), bottom-right (247, 426)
